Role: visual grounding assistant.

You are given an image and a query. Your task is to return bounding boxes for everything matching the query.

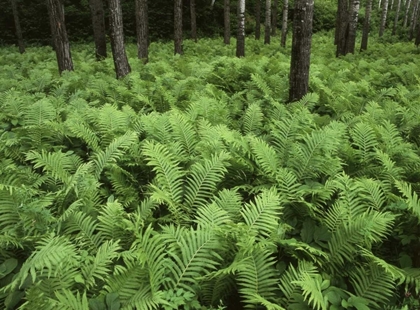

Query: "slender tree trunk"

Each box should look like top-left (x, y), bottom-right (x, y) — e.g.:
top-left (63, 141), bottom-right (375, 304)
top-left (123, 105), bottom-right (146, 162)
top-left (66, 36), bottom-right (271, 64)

top-left (108, 0), bottom-right (131, 78)
top-left (174, 0), bottom-right (183, 54)
top-left (272, 0), bottom-right (278, 35)
top-left (89, 0), bottom-right (107, 60)
top-left (361, 0), bottom-right (372, 50)
top-left (11, 0), bottom-right (25, 53)
top-left (409, 0), bottom-right (420, 39)
top-left (379, 0), bottom-right (389, 36)
top-left (236, 0), bottom-right (246, 57)
top-left (47, 0), bottom-right (73, 74)
top-left (345, 0), bottom-right (360, 53)
top-left (403, 0), bottom-right (412, 27)
top-left (392, 0), bottom-right (402, 34)
top-left (46, 0), bottom-right (56, 50)
top-left (280, 0), bottom-right (288, 47)
top-left (265, 0), bottom-right (272, 44)
top-left (288, 0), bottom-right (314, 102)
top-left (415, 21), bottom-right (420, 45)
top-left (135, 0), bottom-right (148, 62)
top-left (255, 0), bottom-right (261, 39)
top-left (190, 0), bottom-right (197, 42)
top-left (378, 0), bottom-right (382, 8)
top-left (224, 0), bottom-right (230, 44)
top-left (336, 0), bottom-right (349, 56)
top-left (391, 0), bottom-right (395, 8)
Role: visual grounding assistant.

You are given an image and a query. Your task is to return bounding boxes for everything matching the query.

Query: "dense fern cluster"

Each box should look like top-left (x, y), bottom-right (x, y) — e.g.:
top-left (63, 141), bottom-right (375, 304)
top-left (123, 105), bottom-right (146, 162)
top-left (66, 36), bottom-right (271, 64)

top-left (1, 35), bottom-right (420, 309)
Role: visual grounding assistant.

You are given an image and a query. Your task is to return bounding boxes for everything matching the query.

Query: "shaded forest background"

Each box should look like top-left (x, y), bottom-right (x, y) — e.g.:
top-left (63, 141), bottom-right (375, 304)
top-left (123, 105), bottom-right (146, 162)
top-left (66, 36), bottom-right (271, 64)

top-left (0, 0), bottom-right (338, 45)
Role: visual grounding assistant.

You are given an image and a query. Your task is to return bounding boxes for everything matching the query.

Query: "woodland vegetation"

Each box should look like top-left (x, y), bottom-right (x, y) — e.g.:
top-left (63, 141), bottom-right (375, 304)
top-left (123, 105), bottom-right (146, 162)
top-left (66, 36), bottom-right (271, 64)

top-left (1, 0), bottom-right (420, 309)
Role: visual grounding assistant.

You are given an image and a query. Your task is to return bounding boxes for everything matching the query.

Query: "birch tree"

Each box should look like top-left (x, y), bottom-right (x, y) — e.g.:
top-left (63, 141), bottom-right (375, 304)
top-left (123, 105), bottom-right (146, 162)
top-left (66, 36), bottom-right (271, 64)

top-left (224, 0), bottom-right (230, 44)
top-left (361, 0), bottom-right (372, 50)
top-left (236, 0), bottom-right (246, 57)
top-left (379, 0), bottom-right (389, 36)
top-left (392, 0), bottom-right (402, 35)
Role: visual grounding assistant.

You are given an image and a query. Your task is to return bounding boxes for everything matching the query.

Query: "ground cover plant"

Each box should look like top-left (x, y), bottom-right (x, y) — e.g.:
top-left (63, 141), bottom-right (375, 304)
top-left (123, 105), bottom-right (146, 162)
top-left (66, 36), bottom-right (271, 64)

top-left (1, 34), bottom-right (420, 309)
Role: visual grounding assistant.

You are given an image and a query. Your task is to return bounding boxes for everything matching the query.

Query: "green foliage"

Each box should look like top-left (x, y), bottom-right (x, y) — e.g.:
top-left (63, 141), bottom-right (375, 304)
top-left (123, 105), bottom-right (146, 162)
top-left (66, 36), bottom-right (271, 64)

top-left (1, 35), bottom-right (420, 309)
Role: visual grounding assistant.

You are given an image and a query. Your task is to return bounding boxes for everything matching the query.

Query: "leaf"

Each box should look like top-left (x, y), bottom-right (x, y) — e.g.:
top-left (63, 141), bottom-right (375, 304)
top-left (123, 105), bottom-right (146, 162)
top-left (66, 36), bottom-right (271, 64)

top-left (105, 292), bottom-right (121, 310)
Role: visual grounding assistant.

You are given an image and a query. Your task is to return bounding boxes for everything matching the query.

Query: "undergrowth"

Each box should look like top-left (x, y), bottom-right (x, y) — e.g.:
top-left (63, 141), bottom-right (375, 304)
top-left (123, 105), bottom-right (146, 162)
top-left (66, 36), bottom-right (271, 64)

top-left (0, 34), bottom-right (420, 309)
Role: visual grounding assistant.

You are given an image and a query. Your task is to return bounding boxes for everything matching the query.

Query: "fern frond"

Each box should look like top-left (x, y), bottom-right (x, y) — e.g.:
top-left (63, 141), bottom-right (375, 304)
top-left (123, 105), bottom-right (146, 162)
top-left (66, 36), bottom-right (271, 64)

top-left (184, 151), bottom-right (230, 209)
top-left (241, 188), bottom-right (282, 238)
top-left (248, 136), bottom-right (279, 178)
top-left (243, 103), bottom-right (264, 135)
top-left (293, 273), bottom-right (327, 310)
top-left (395, 180), bottom-right (420, 221)
top-left (169, 112), bottom-right (199, 157)
top-left (350, 264), bottom-right (395, 308)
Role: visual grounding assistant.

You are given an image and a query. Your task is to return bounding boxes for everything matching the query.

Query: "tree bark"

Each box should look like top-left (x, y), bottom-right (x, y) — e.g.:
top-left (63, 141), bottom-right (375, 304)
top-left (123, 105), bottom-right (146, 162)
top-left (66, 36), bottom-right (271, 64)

top-left (255, 0), bottom-right (261, 39)
top-left (264, 0), bottom-right (272, 44)
top-left (403, 0), bottom-right (412, 27)
top-left (280, 0), bottom-right (288, 47)
top-left (108, 0), bottom-right (131, 78)
top-left (409, 0), bottom-right (419, 39)
top-left (88, 0), bottom-right (107, 60)
top-left (174, 0), bottom-right (183, 54)
top-left (46, 0), bottom-right (56, 50)
top-left (135, 0), bottom-right (148, 62)
top-left (392, 0), bottom-right (402, 35)
top-left (236, 0), bottom-right (246, 57)
top-left (224, 0), bottom-right (230, 44)
top-left (47, 0), bottom-right (73, 74)
top-left (288, 0), bottom-right (314, 102)
top-left (361, 0), bottom-right (372, 50)
top-left (379, 0), bottom-right (389, 36)
top-left (11, 0), bottom-right (25, 53)
top-left (272, 0), bottom-right (278, 35)
top-left (190, 0), bottom-right (197, 42)
top-left (345, 0), bottom-right (360, 53)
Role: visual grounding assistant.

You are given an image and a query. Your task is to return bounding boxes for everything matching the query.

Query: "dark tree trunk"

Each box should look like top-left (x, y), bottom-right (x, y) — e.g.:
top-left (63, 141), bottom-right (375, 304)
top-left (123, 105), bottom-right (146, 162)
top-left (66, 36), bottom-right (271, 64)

top-left (280, 0), bottom-right (288, 47)
top-left (415, 21), bottom-right (420, 45)
top-left (361, 0), bottom-right (372, 50)
top-left (174, 0), bottom-right (183, 54)
top-left (403, 0), bottom-right (412, 27)
top-left (336, 0), bottom-right (360, 56)
top-left (272, 0), bottom-right (278, 35)
top-left (335, 0), bottom-right (348, 55)
top-left (345, 0), bottom-right (360, 53)
top-left (255, 0), bottom-right (261, 39)
top-left (108, 0), bottom-right (131, 78)
top-left (47, 0), bottom-right (73, 74)
top-left (409, 0), bottom-right (420, 39)
top-left (265, 0), bottom-right (272, 44)
top-left (392, 0), bottom-right (402, 35)
top-left (190, 0), bottom-right (197, 42)
top-left (46, 0), bottom-right (56, 50)
top-left (88, 0), bottom-right (107, 60)
top-left (11, 0), bottom-right (25, 53)
top-left (224, 0), bottom-right (231, 44)
top-left (135, 0), bottom-right (148, 62)
top-left (288, 0), bottom-right (314, 102)
top-left (379, 0), bottom-right (389, 36)
top-left (236, 0), bottom-right (246, 57)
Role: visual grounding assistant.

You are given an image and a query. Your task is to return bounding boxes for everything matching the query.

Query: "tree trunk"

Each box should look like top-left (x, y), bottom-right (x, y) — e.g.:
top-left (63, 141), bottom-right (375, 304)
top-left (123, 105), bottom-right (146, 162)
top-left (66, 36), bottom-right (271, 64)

top-left (345, 0), bottom-right (360, 53)
top-left (255, 0), bottom-right (261, 39)
top-left (415, 21), bottom-right (420, 45)
top-left (108, 0), bottom-right (131, 78)
top-left (135, 0), bottom-right (148, 62)
top-left (403, 0), bottom-right (412, 27)
top-left (392, 0), bottom-right (402, 35)
top-left (224, 0), bottom-right (230, 44)
top-left (264, 0), bottom-right (272, 44)
top-left (88, 0), bottom-right (107, 60)
top-left (47, 0), bottom-right (73, 74)
top-left (409, 0), bottom-right (420, 39)
top-left (174, 0), bottom-right (183, 54)
top-left (11, 0), bottom-right (25, 53)
top-left (336, 0), bottom-right (349, 56)
top-left (46, 0), bottom-right (56, 50)
top-left (236, 0), bottom-right (246, 57)
top-left (361, 0), bottom-right (372, 50)
top-left (379, 0), bottom-right (389, 36)
top-left (280, 0), bottom-right (288, 47)
top-left (272, 0), bottom-right (278, 35)
top-left (190, 0), bottom-right (197, 42)
top-left (288, 0), bottom-right (314, 102)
